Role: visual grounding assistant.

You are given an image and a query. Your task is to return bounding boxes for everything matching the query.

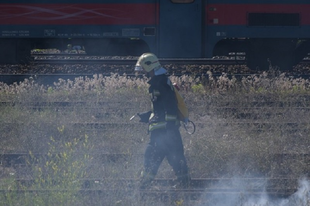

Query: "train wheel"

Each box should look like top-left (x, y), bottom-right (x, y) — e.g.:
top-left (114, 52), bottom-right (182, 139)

top-left (247, 39), bottom-right (296, 71)
top-left (246, 53), bottom-right (270, 71)
top-left (293, 40), bottom-right (310, 65)
top-left (0, 39), bottom-right (18, 64)
top-left (16, 39), bottom-right (32, 64)
top-left (84, 39), bottom-right (110, 55)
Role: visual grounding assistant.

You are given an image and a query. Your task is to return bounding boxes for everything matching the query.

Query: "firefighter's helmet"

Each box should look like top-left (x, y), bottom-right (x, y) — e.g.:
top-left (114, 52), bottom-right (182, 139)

top-left (135, 53), bottom-right (161, 72)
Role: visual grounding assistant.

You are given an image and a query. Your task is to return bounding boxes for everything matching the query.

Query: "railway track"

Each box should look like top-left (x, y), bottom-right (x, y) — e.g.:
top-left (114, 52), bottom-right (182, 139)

top-left (30, 54), bottom-right (247, 65)
top-left (0, 177), bottom-right (300, 198)
top-left (0, 149), bottom-right (306, 201)
top-left (0, 54), bottom-right (309, 84)
top-left (1, 151), bottom-right (301, 200)
top-left (0, 153), bottom-right (138, 167)
top-left (0, 99), bottom-right (309, 134)
top-left (1, 152), bottom-right (310, 171)
top-left (1, 121), bottom-right (308, 133)
top-left (30, 53), bottom-right (310, 65)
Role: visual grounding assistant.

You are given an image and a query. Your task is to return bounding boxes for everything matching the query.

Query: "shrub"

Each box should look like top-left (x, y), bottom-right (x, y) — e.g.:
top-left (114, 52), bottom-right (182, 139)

top-left (0, 128), bottom-right (92, 206)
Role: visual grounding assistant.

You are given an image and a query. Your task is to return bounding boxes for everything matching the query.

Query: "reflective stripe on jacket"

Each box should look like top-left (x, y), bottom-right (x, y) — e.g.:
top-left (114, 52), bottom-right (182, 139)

top-left (165, 114), bottom-right (177, 121)
top-left (149, 122), bottom-right (166, 132)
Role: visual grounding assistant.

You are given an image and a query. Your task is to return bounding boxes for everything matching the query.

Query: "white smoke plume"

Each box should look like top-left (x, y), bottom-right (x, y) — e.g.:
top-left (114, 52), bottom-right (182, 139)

top-left (199, 177), bottom-right (310, 206)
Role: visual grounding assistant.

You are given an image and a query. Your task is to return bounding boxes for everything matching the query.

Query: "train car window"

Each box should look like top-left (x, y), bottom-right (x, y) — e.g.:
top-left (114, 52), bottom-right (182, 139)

top-left (248, 13), bottom-right (300, 27)
top-left (171, 0), bottom-right (194, 3)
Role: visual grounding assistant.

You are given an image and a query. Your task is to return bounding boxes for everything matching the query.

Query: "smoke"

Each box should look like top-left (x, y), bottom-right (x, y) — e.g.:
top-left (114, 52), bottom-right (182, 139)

top-left (199, 177), bottom-right (310, 206)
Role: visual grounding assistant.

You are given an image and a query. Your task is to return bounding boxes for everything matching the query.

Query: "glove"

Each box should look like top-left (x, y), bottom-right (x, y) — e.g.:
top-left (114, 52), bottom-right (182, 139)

top-left (183, 118), bottom-right (189, 124)
top-left (137, 111), bottom-right (152, 123)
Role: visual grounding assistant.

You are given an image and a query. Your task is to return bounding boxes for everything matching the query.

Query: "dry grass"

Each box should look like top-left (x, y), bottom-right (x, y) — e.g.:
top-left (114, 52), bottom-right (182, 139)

top-left (1, 71), bottom-right (310, 205)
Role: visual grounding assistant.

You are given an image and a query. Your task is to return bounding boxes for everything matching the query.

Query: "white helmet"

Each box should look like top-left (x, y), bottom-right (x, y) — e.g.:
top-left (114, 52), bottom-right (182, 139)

top-left (135, 53), bottom-right (161, 72)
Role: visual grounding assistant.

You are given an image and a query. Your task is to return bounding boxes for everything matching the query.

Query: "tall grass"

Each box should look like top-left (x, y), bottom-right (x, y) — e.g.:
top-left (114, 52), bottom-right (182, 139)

top-left (0, 127), bottom-right (92, 206)
top-left (1, 71), bottom-right (310, 205)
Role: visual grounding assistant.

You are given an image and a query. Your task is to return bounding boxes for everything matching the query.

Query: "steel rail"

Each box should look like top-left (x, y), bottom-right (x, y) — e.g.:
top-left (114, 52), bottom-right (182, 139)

top-left (1, 152), bottom-right (310, 167)
top-left (30, 54), bottom-right (310, 65)
top-left (0, 187), bottom-right (296, 196)
top-left (1, 177), bottom-right (300, 187)
top-left (0, 177), bottom-right (299, 198)
top-left (1, 100), bottom-right (310, 107)
top-left (1, 121), bottom-right (309, 126)
top-left (0, 153), bottom-right (142, 167)
top-left (31, 54), bottom-right (246, 65)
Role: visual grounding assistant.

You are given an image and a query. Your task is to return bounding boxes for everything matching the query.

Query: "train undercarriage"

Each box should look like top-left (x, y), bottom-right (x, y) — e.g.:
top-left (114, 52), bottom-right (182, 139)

top-left (1, 37), bottom-right (310, 71)
top-left (0, 38), bottom-right (150, 65)
top-left (213, 38), bottom-right (310, 71)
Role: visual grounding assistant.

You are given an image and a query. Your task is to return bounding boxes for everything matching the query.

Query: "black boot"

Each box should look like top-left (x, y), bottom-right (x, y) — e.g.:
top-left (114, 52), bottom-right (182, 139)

top-left (175, 175), bottom-right (191, 189)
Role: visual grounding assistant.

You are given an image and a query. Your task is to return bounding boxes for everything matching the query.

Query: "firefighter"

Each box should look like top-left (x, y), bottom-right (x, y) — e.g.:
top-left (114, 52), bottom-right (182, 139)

top-left (135, 53), bottom-right (191, 189)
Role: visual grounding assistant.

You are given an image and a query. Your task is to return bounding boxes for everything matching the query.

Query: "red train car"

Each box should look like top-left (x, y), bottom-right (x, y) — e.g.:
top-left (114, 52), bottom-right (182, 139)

top-left (0, 0), bottom-right (310, 70)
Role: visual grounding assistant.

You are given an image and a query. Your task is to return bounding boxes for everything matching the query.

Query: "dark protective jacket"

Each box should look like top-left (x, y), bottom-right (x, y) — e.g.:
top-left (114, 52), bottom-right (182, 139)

top-left (141, 74), bottom-right (190, 187)
top-left (147, 74), bottom-right (178, 131)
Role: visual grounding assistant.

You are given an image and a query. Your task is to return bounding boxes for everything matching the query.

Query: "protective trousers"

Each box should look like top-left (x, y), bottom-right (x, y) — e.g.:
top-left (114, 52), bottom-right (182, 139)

top-left (141, 126), bottom-right (190, 188)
